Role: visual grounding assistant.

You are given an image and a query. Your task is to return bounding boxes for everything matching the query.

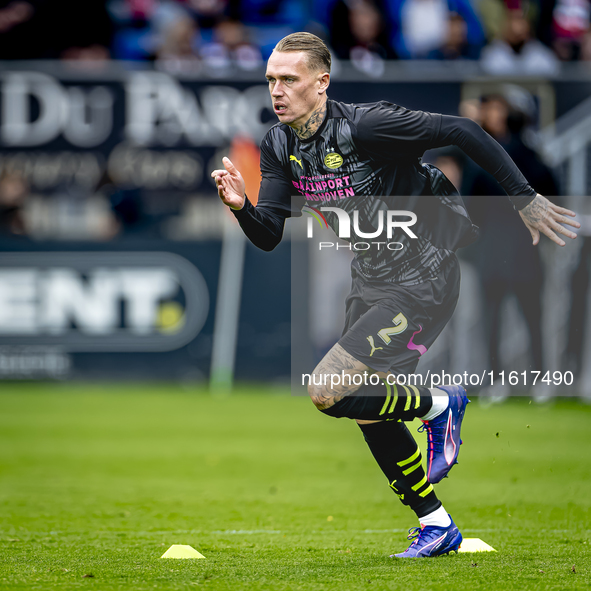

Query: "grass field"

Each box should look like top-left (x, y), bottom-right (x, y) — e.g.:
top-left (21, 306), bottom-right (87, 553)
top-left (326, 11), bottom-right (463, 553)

top-left (1, 383), bottom-right (590, 590)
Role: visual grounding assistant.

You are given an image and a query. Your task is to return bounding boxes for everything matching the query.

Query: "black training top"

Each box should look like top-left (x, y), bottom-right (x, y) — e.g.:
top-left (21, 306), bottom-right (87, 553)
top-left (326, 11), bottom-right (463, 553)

top-left (232, 99), bottom-right (537, 285)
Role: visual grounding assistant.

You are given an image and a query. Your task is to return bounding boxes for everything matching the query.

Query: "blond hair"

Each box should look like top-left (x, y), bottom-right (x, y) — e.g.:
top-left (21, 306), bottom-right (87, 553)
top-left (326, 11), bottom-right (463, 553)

top-left (274, 32), bottom-right (331, 73)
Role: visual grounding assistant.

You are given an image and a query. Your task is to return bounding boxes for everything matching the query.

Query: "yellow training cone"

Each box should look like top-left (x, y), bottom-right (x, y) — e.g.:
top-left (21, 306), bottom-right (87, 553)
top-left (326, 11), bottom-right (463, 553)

top-left (161, 544), bottom-right (206, 559)
top-left (458, 538), bottom-right (497, 553)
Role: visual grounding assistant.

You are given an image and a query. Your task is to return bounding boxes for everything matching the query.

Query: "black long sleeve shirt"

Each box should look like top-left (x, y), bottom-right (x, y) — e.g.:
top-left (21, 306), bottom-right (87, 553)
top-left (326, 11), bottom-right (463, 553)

top-left (233, 99), bottom-right (537, 285)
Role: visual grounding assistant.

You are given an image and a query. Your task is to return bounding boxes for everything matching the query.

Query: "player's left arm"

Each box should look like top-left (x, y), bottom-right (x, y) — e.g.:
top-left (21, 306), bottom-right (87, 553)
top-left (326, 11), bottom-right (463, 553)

top-left (519, 193), bottom-right (578, 247)
top-left (431, 115), bottom-right (580, 247)
top-left (355, 104), bottom-right (579, 246)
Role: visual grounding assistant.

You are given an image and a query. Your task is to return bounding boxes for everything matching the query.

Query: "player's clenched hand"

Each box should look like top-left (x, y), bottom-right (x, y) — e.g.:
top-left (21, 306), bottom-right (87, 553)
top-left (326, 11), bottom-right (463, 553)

top-left (519, 194), bottom-right (580, 247)
top-left (210, 157), bottom-right (246, 210)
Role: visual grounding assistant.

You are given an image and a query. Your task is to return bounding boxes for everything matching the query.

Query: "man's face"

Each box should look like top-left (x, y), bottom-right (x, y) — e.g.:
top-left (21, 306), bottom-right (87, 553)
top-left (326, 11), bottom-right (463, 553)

top-left (265, 51), bottom-right (328, 127)
top-left (481, 99), bottom-right (509, 139)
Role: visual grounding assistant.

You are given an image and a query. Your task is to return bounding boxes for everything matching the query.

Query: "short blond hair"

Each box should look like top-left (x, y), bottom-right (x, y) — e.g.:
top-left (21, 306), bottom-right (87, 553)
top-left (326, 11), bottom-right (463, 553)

top-left (274, 32), bottom-right (331, 73)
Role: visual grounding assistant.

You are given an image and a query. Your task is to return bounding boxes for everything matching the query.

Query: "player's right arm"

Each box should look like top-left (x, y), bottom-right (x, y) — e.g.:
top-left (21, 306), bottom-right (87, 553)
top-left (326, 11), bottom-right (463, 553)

top-left (210, 131), bottom-right (295, 252)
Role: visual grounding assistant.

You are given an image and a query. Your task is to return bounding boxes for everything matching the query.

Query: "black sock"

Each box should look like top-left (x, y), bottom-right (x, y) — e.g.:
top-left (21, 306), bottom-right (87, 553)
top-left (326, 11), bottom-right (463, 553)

top-left (322, 381), bottom-right (432, 421)
top-left (358, 420), bottom-right (440, 518)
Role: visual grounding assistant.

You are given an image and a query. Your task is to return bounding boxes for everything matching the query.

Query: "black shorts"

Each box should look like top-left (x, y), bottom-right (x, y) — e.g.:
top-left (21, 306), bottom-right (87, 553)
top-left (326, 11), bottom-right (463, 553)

top-left (338, 255), bottom-right (461, 375)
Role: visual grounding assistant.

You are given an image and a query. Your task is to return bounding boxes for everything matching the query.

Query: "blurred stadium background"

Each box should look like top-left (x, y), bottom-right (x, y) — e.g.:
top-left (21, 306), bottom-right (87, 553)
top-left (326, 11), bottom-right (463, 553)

top-left (0, 0), bottom-right (591, 393)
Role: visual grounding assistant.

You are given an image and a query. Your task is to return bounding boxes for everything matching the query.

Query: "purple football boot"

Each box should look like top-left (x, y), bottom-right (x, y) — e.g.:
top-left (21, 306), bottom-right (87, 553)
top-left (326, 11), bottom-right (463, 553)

top-left (418, 385), bottom-right (470, 484)
top-left (391, 516), bottom-right (463, 558)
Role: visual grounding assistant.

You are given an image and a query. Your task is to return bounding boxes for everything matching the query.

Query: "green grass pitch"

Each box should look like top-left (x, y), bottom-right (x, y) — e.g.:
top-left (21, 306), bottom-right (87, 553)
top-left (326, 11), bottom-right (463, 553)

top-left (1, 384), bottom-right (590, 590)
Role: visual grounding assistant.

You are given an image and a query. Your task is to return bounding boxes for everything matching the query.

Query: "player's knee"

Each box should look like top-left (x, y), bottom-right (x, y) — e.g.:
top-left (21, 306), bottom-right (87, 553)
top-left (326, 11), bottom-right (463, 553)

top-left (307, 380), bottom-right (332, 410)
top-left (307, 366), bottom-right (363, 411)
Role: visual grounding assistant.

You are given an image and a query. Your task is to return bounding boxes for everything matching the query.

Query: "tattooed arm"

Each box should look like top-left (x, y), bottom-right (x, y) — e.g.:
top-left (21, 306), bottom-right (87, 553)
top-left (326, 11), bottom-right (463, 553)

top-left (519, 194), bottom-right (579, 247)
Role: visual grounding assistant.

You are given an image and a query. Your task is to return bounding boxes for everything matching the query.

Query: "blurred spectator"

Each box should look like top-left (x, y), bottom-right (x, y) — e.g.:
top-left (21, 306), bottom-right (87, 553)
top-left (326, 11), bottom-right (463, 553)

top-left (237, 0), bottom-right (306, 29)
top-left (237, 0), bottom-right (308, 57)
top-left (183, 0), bottom-right (228, 28)
top-left (95, 181), bottom-right (160, 239)
top-left (385, 0), bottom-right (485, 59)
top-left (427, 12), bottom-right (482, 59)
top-left (112, 0), bottom-right (233, 63)
top-left (5, 0), bottom-right (590, 67)
top-left (0, 0), bottom-right (112, 60)
top-left (109, 0), bottom-right (157, 60)
top-left (552, 0), bottom-right (590, 60)
top-left (481, 8), bottom-right (560, 74)
top-left (0, 172), bottom-right (29, 236)
top-left (478, 0), bottom-right (509, 42)
top-left (109, 186), bottom-right (145, 233)
top-left (432, 151), bottom-right (463, 190)
top-left (0, 0), bottom-right (33, 34)
top-left (61, 45), bottom-right (111, 62)
top-left (461, 91), bottom-right (559, 399)
top-left (564, 236), bottom-right (591, 382)
top-left (54, 0), bottom-right (113, 61)
top-left (201, 18), bottom-right (263, 74)
top-left (459, 97), bottom-right (481, 121)
top-left (469, 91), bottom-right (558, 192)
top-left (330, 0), bottom-right (395, 75)
top-left (582, 29), bottom-right (591, 58)
top-left (155, 13), bottom-right (202, 73)
top-left (0, 0), bottom-right (39, 58)
top-left (127, 0), bottom-right (158, 19)
top-left (111, 0), bottom-right (205, 62)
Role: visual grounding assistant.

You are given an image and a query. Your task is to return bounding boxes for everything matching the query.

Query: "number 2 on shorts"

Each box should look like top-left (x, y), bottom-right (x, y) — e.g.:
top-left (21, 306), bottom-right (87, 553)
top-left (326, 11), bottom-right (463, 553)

top-left (377, 312), bottom-right (408, 344)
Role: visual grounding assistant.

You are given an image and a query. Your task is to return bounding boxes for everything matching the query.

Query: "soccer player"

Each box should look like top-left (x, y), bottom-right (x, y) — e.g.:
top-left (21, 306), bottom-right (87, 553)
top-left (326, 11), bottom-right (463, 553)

top-left (211, 33), bottom-right (579, 557)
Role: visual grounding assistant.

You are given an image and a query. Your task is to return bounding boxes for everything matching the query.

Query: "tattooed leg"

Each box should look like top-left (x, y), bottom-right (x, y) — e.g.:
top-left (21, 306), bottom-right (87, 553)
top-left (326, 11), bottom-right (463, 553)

top-left (307, 343), bottom-right (433, 423)
top-left (307, 343), bottom-right (370, 410)
top-left (308, 345), bottom-right (442, 517)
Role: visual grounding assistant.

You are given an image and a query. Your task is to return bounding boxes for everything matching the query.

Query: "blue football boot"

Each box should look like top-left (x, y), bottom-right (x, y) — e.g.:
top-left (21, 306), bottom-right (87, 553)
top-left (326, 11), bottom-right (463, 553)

top-left (391, 516), bottom-right (463, 558)
top-left (418, 385), bottom-right (470, 484)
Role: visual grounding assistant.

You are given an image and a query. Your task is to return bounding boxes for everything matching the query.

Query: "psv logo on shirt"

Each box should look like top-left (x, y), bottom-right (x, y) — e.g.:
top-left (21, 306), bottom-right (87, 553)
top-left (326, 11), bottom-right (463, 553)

top-left (324, 149), bottom-right (343, 169)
